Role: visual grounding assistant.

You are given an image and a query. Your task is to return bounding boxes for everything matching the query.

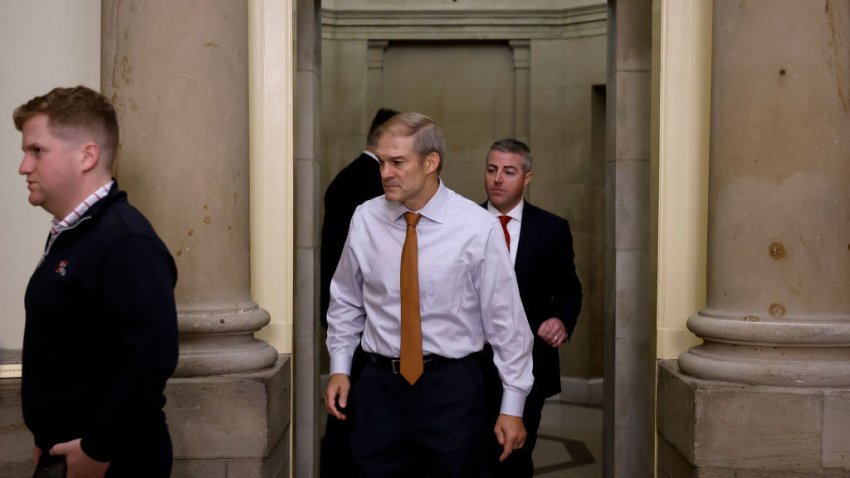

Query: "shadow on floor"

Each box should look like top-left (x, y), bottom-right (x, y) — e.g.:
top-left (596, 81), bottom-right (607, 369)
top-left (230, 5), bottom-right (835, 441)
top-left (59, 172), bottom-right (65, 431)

top-left (532, 400), bottom-right (602, 478)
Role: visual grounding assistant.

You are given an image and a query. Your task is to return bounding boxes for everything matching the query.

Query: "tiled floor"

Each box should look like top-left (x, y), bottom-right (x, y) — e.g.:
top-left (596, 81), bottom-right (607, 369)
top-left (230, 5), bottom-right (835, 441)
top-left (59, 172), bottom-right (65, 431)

top-left (532, 399), bottom-right (602, 477)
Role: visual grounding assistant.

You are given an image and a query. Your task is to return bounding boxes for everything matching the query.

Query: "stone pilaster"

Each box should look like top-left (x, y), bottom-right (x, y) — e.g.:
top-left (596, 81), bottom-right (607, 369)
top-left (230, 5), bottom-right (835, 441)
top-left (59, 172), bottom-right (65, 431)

top-left (509, 40), bottom-right (530, 142)
top-left (366, 40), bottom-right (389, 115)
top-left (660, 1), bottom-right (850, 476)
top-left (605, 1), bottom-right (654, 477)
top-left (295, 0), bottom-right (323, 475)
top-left (101, 1), bottom-right (290, 476)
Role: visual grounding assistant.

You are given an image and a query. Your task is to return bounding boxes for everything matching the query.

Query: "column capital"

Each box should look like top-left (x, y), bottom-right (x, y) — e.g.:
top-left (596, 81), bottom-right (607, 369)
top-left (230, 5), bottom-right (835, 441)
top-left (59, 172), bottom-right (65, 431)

top-left (509, 39), bottom-right (530, 70)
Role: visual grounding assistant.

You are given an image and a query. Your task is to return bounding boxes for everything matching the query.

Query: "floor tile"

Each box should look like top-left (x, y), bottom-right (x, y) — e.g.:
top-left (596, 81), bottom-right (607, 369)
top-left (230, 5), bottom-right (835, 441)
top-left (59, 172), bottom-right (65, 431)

top-left (533, 400), bottom-right (603, 477)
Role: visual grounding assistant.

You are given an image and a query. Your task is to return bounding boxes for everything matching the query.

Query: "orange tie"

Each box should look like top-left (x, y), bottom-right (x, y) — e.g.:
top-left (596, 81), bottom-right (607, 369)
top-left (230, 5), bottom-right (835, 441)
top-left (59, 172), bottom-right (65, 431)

top-left (400, 212), bottom-right (423, 385)
top-left (499, 215), bottom-right (511, 250)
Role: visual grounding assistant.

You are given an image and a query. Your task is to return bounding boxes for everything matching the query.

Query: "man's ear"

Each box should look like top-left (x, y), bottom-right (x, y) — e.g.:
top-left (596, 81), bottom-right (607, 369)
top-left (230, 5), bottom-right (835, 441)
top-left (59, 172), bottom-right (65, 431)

top-left (426, 152), bottom-right (440, 174)
top-left (79, 142), bottom-right (101, 173)
top-left (523, 170), bottom-right (534, 188)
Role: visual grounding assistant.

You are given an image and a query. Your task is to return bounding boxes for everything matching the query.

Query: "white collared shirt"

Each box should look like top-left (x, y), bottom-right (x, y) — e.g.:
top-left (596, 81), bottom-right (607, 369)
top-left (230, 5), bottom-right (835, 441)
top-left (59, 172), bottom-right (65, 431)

top-left (327, 181), bottom-right (534, 416)
top-left (362, 150), bottom-right (379, 162)
top-left (487, 199), bottom-right (524, 266)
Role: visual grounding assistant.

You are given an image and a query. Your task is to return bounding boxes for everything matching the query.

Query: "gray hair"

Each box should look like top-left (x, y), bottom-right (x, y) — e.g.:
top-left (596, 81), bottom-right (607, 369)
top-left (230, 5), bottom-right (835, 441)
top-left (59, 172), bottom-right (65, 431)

top-left (487, 138), bottom-right (532, 172)
top-left (378, 112), bottom-right (445, 173)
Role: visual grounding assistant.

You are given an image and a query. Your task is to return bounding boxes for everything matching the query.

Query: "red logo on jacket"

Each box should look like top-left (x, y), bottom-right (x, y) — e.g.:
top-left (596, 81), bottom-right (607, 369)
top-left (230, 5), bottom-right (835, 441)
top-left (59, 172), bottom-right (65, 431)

top-left (55, 260), bottom-right (69, 277)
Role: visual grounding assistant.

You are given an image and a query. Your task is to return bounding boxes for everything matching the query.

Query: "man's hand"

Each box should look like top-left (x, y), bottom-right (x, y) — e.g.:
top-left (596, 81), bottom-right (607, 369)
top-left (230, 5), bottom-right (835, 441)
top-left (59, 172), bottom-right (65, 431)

top-left (494, 414), bottom-right (527, 462)
top-left (325, 373), bottom-right (351, 420)
top-left (50, 438), bottom-right (109, 478)
top-left (32, 445), bottom-right (41, 465)
top-left (537, 317), bottom-right (567, 347)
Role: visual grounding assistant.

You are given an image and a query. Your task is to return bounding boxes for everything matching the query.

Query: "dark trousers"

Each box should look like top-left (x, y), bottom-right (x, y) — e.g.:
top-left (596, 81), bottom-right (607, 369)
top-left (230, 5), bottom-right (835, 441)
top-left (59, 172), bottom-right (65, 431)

top-left (321, 346), bottom-right (368, 478)
top-left (349, 353), bottom-right (488, 478)
top-left (321, 415), bottom-right (354, 477)
top-left (105, 423), bottom-right (173, 478)
top-left (488, 392), bottom-right (546, 478)
top-left (35, 424), bottom-right (172, 478)
top-left (481, 347), bottom-right (547, 478)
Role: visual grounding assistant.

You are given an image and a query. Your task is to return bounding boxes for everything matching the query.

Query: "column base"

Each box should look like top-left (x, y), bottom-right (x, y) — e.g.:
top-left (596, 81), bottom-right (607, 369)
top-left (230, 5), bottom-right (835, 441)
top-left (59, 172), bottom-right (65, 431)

top-left (168, 354), bottom-right (291, 478)
top-left (0, 357), bottom-right (292, 478)
top-left (658, 360), bottom-right (850, 477)
top-left (681, 309), bottom-right (850, 387)
top-left (175, 306), bottom-right (280, 376)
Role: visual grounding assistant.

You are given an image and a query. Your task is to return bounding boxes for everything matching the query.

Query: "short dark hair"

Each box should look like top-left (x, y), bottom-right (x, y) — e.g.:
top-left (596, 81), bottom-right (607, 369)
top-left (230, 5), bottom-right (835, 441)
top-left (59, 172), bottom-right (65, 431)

top-left (488, 138), bottom-right (532, 171)
top-left (377, 112), bottom-right (445, 173)
top-left (366, 108), bottom-right (400, 147)
top-left (13, 85), bottom-right (119, 167)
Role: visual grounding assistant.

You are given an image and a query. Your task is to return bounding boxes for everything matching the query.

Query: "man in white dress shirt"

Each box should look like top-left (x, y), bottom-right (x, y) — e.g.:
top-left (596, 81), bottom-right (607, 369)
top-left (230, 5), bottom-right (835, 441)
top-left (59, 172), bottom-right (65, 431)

top-left (324, 112), bottom-right (534, 477)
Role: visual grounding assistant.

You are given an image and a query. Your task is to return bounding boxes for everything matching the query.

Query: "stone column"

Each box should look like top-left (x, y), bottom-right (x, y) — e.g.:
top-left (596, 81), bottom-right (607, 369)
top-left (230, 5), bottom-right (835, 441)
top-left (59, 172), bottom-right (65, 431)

top-left (102, 1), bottom-right (290, 476)
top-left (659, 1), bottom-right (850, 475)
top-left (605, 1), bottom-right (654, 477)
top-left (101, 0), bottom-right (277, 378)
top-left (678, 0), bottom-right (850, 387)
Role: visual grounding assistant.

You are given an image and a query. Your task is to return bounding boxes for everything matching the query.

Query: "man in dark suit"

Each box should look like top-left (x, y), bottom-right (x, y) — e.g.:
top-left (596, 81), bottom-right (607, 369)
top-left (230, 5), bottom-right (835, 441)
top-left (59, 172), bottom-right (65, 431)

top-left (319, 107), bottom-right (398, 477)
top-left (481, 138), bottom-right (583, 478)
top-left (320, 107), bottom-right (399, 324)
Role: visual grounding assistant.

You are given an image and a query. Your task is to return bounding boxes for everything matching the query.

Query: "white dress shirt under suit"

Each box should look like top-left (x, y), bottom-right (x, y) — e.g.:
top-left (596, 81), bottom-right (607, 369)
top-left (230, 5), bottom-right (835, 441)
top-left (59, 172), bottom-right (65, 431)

top-left (327, 181), bottom-right (534, 416)
top-left (487, 199), bottom-right (523, 266)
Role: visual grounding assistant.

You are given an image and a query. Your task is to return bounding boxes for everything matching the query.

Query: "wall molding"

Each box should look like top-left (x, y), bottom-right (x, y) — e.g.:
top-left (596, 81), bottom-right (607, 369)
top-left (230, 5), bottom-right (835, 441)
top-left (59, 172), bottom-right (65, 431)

top-left (322, 4), bottom-right (606, 41)
top-left (559, 376), bottom-right (604, 406)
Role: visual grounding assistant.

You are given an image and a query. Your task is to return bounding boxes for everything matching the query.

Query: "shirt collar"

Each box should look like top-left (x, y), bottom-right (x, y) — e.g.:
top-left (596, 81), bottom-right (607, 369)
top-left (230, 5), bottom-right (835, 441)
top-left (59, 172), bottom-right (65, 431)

top-left (363, 150), bottom-right (379, 162)
top-left (487, 198), bottom-right (524, 222)
top-left (388, 179), bottom-right (449, 225)
top-left (50, 180), bottom-right (115, 236)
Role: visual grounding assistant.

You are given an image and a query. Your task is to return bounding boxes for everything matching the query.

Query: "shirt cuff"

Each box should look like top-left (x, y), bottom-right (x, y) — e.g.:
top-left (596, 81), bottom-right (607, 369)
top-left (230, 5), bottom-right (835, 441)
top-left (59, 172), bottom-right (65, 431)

top-left (499, 389), bottom-right (527, 418)
top-left (330, 353), bottom-right (352, 376)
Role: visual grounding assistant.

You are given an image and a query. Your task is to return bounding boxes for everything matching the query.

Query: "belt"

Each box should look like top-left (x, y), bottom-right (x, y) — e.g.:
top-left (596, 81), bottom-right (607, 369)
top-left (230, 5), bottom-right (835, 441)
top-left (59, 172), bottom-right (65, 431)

top-left (366, 352), bottom-right (456, 374)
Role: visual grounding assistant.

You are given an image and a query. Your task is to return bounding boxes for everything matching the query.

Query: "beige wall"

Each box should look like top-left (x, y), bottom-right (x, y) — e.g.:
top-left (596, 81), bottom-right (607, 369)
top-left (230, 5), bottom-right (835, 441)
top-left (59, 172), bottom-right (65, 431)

top-left (529, 34), bottom-right (608, 378)
top-left (0, 0), bottom-right (101, 353)
top-left (320, 2), bottom-right (607, 381)
top-left (381, 42), bottom-right (515, 201)
top-left (651, 0), bottom-right (711, 360)
top-left (320, 39), bottom-right (369, 184)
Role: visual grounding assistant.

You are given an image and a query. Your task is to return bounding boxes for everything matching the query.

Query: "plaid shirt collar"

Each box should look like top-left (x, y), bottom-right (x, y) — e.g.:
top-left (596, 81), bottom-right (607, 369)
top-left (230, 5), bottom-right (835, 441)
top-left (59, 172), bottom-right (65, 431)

top-left (49, 181), bottom-right (114, 239)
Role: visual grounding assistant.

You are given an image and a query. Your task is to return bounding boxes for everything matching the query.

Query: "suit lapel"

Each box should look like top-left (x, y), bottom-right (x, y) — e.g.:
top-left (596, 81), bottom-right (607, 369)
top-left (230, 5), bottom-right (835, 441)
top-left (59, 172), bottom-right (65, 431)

top-left (480, 200), bottom-right (535, 285)
top-left (513, 202), bottom-right (538, 287)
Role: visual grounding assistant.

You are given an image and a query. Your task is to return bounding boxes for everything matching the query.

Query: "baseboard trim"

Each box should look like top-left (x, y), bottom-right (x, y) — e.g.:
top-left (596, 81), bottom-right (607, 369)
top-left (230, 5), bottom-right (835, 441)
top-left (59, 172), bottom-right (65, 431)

top-left (555, 376), bottom-right (604, 406)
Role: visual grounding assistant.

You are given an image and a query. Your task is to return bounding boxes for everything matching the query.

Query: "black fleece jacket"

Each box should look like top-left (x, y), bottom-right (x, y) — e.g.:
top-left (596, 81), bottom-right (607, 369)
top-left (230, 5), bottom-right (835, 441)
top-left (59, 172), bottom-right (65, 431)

top-left (21, 182), bottom-right (178, 462)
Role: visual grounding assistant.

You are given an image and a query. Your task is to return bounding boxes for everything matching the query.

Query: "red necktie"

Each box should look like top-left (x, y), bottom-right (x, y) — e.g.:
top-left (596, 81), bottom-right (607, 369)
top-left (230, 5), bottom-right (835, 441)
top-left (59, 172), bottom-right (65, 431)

top-left (499, 215), bottom-right (511, 250)
top-left (400, 212), bottom-right (423, 385)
